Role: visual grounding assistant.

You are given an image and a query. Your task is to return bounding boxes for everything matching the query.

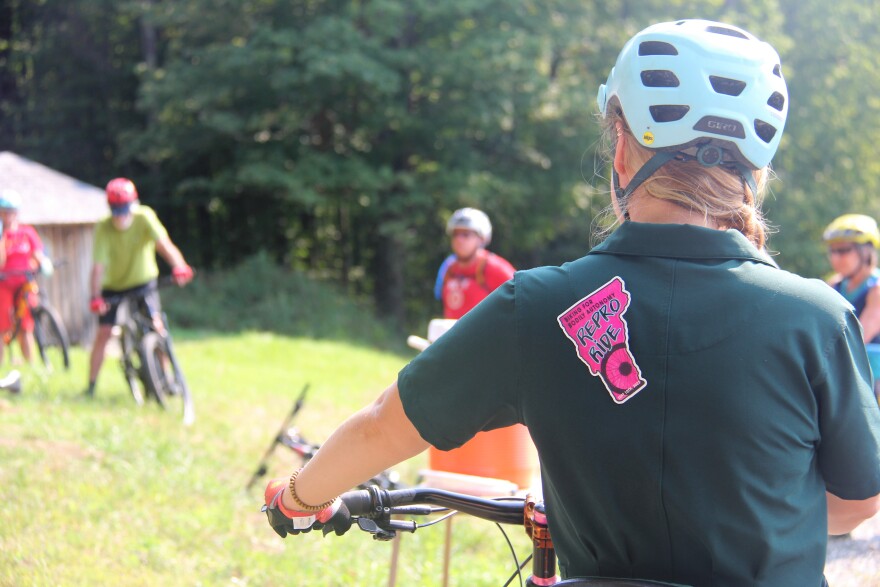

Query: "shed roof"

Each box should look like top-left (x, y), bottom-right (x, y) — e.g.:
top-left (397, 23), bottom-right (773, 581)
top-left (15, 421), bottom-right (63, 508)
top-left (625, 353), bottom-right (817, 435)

top-left (0, 151), bottom-right (109, 225)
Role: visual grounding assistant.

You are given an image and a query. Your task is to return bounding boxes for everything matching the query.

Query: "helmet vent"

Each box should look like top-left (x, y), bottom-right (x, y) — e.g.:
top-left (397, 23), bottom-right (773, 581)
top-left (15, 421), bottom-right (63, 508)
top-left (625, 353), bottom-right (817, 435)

top-left (767, 92), bottom-right (785, 112)
top-left (772, 64), bottom-right (782, 78)
top-left (705, 25), bottom-right (749, 40)
top-left (650, 105), bottom-right (690, 123)
top-left (754, 120), bottom-right (777, 144)
top-left (709, 76), bottom-right (746, 96)
top-left (638, 41), bottom-right (678, 56)
top-left (641, 70), bottom-right (680, 88)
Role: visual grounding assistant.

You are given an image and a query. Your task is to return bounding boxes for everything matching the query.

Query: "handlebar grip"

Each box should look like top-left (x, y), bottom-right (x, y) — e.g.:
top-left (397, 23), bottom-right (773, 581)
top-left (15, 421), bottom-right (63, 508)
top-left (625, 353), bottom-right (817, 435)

top-left (340, 489), bottom-right (373, 516)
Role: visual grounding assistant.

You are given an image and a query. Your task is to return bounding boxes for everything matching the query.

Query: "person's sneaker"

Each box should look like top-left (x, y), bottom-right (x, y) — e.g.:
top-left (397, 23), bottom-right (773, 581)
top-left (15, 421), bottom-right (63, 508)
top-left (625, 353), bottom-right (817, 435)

top-left (0, 370), bottom-right (21, 394)
top-left (84, 382), bottom-right (96, 398)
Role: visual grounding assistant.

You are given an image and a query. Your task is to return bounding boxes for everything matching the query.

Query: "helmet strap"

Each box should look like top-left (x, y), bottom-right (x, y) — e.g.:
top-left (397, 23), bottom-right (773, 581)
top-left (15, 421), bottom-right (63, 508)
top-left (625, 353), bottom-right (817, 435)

top-left (732, 162), bottom-right (759, 204)
top-left (613, 151), bottom-right (677, 220)
top-left (613, 150), bottom-right (759, 221)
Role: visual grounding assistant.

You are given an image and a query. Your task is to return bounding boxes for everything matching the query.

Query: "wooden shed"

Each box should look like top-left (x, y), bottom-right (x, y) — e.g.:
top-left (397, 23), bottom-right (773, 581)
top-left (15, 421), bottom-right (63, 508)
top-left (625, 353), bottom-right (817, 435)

top-left (0, 151), bottom-right (110, 345)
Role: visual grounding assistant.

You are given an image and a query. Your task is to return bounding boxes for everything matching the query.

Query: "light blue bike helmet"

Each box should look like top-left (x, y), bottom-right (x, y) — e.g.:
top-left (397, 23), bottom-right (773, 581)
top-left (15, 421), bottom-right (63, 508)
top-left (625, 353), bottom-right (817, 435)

top-left (597, 20), bottom-right (788, 205)
top-left (0, 189), bottom-right (22, 210)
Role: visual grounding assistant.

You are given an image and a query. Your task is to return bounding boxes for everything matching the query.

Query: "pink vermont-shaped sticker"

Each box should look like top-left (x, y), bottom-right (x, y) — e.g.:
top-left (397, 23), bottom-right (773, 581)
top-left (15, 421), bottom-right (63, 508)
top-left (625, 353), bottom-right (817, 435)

top-left (557, 276), bottom-right (646, 403)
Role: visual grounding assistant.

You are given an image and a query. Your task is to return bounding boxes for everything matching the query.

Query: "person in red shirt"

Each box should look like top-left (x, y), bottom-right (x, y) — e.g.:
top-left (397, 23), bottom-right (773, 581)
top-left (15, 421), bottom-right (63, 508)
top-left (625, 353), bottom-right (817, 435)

top-left (0, 189), bottom-right (54, 364)
top-left (440, 208), bottom-right (515, 319)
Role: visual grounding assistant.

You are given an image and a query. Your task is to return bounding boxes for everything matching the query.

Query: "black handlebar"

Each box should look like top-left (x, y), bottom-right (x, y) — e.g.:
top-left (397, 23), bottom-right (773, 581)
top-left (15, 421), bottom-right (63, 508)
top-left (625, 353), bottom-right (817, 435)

top-left (340, 486), bottom-right (525, 525)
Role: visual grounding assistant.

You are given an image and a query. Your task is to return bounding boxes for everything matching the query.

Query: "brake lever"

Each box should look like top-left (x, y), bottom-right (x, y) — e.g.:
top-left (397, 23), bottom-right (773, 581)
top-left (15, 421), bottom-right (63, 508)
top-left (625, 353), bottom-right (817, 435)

top-left (356, 517), bottom-right (418, 540)
top-left (357, 518), bottom-right (397, 540)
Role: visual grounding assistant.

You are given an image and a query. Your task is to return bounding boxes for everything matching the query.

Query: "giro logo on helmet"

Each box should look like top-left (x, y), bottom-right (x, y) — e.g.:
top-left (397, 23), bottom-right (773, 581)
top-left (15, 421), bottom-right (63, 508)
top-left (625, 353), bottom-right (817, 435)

top-left (695, 116), bottom-right (745, 139)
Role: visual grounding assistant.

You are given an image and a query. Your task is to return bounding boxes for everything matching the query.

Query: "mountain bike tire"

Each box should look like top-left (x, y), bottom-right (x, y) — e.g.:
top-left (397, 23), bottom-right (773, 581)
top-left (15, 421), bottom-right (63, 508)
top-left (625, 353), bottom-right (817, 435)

top-left (32, 304), bottom-right (70, 373)
top-left (119, 323), bottom-right (145, 406)
top-left (142, 332), bottom-right (195, 425)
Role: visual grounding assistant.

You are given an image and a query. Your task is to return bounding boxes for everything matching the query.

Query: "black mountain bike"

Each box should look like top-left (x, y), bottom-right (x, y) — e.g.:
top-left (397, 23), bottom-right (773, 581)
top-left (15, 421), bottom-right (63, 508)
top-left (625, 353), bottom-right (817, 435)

top-left (108, 277), bottom-right (194, 425)
top-left (281, 485), bottom-right (688, 587)
top-left (0, 269), bottom-right (70, 373)
top-left (247, 384), bottom-right (402, 492)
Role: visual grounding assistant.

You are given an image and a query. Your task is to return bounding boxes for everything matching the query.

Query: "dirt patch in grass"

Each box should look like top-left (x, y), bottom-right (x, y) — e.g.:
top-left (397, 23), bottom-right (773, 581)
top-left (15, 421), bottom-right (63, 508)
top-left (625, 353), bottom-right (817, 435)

top-left (0, 436), bottom-right (103, 464)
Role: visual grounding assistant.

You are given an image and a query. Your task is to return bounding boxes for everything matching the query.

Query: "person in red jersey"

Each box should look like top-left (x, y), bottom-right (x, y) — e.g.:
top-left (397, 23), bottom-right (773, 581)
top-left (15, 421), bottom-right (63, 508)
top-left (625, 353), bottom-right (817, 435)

top-left (440, 207), bottom-right (515, 319)
top-left (0, 189), bottom-right (54, 364)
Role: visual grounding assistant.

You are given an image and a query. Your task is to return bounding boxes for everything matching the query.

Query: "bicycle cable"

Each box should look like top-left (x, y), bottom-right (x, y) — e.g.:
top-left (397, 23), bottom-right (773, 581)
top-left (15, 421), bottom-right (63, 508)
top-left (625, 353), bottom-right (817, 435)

top-left (409, 508), bottom-right (527, 587)
top-left (498, 521), bottom-right (526, 587)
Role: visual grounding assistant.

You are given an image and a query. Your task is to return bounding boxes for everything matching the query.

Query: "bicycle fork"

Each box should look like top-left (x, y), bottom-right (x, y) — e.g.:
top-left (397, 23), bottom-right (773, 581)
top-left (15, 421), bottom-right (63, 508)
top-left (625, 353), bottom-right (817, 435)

top-left (524, 497), bottom-right (560, 586)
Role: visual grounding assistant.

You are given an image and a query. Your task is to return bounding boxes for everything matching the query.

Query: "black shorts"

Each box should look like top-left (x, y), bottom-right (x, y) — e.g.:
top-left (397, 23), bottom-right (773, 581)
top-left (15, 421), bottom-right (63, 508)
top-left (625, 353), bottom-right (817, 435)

top-left (99, 281), bottom-right (161, 326)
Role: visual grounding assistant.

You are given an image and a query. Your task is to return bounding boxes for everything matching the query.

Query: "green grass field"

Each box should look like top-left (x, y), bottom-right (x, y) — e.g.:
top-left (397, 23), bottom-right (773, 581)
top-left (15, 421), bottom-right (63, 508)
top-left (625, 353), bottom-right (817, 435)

top-left (0, 331), bottom-right (533, 587)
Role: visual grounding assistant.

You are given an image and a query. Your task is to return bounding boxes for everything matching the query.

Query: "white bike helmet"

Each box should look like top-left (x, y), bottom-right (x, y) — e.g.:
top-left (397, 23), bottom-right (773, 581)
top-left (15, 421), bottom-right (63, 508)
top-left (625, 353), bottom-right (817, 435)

top-left (446, 208), bottom-right (492, 245)
top-left (0, 189), bottom-right (22, 210)
top-left (597, 20), bottom-right (788, 170)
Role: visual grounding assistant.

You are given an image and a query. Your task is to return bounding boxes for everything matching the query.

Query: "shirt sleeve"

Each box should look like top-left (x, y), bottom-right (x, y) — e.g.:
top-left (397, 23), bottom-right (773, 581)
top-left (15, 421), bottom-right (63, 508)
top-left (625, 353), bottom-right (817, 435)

top-left (142, 206), bottom-right (169, 242)
top-left (816, 310), bottom-right (880, 499)
top-left (398, 279), bottom-right (522, 450)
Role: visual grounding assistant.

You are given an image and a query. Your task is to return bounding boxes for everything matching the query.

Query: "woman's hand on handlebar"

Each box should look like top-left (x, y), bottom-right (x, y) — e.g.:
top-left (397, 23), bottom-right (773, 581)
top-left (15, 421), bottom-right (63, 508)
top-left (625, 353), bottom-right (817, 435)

top-left (262, 478), bottom-right (353, 538)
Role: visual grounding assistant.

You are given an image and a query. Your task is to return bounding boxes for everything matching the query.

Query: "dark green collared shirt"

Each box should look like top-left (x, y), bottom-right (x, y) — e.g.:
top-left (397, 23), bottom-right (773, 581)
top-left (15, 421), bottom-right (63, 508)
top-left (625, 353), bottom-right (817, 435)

top-left (400, 222), bottom-right (880, 587)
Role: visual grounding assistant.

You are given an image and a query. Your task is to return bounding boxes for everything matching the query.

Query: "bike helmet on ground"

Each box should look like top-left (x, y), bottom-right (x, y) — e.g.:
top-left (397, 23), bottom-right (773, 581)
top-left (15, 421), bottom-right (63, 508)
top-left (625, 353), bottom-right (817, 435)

top-left (0, 189), bottom-right (22, 210)
top-left (823, 214), bottom-right (880, 248)
top-left (597, 19), bottom-right (788, 170)
top-left (106, 178), bottom-right (139, 206)
top-left (446, 208), bottom-right (492, 245)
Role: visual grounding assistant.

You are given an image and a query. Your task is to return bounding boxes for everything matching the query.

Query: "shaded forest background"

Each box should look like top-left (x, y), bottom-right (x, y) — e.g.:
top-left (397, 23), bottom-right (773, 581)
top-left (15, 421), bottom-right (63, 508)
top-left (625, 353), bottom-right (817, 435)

top-left (2, 0), bottom-right (880, 331)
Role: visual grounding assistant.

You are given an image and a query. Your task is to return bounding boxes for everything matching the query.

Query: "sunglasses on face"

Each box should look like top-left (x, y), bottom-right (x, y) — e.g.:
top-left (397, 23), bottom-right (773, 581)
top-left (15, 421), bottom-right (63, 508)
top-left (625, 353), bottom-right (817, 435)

top-left (827, 245), bottom-right (856, 256)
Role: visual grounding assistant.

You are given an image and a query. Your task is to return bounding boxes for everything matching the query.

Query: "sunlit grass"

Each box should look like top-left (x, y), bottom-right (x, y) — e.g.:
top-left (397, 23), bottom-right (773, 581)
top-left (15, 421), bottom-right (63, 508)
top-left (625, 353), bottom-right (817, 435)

top-left (0, 332), bottom-right (532, 587)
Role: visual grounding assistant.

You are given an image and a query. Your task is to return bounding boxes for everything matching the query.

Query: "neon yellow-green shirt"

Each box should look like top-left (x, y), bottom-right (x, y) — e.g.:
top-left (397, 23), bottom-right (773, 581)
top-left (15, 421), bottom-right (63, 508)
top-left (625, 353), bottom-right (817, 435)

top-left (93, 204), bottom-right (168, 291)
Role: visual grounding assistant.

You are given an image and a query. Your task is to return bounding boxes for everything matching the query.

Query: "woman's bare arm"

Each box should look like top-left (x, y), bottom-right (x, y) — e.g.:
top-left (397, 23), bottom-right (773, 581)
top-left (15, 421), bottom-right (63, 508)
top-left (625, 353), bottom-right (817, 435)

top-left (281, 380), bottom-right (429, 509)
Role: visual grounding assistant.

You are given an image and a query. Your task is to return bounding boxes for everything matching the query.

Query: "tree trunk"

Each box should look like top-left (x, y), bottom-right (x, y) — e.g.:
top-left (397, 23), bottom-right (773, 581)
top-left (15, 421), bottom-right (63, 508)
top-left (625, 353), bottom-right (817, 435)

top-left (374, 227), bottom-right (405, 327)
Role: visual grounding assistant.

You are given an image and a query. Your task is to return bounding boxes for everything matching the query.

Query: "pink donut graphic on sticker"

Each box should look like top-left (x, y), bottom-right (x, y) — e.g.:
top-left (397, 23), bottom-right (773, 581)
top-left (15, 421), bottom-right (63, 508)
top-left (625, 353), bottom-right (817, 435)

top-left (557, 276), bottom-right (646, 403)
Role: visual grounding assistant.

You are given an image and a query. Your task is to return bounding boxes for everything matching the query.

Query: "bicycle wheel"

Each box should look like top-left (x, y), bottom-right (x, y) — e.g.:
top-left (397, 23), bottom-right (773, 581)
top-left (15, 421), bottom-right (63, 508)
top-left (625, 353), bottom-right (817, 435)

top-left (142, 332), bottom-right (195, 425)
top-left (119, 324), bottom-right (145, 406)
top-left (32, 305), bottom-right (70, 373)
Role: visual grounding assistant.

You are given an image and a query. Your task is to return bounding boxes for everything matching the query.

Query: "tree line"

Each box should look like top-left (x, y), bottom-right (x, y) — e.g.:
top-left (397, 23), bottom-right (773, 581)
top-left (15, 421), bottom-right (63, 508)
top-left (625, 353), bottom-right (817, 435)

top-left (3, 0), bottom-right (880, 330)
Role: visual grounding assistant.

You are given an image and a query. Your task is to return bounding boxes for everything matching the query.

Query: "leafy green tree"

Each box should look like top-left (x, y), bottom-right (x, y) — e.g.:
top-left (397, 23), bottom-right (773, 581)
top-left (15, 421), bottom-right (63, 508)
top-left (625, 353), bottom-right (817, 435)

top-left (127, 0), bottom-right (611, 327)
top-left (6, 0), bottom-right (880, 331)
top-left (768, 0), bottom-right (880, 278)
top-left (0, 0), bottom-right (145, 182)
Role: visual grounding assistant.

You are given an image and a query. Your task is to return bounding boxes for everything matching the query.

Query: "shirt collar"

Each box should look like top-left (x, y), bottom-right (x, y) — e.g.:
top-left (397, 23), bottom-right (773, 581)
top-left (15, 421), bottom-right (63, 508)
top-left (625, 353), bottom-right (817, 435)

top-left (591, 221), bottom-right (775, 266)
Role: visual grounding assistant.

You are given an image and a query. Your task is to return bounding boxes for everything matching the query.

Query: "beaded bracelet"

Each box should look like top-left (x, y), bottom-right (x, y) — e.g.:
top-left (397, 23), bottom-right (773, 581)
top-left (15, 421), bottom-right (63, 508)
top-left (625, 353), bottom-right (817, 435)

top-left (288, 468), bottom-right (335, 512)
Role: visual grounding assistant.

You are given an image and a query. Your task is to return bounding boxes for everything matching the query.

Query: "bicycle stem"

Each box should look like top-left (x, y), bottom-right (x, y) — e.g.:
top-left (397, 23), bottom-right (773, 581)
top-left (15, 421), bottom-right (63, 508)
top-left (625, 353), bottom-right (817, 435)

top-left (524, 497), bottom-right (560, 586)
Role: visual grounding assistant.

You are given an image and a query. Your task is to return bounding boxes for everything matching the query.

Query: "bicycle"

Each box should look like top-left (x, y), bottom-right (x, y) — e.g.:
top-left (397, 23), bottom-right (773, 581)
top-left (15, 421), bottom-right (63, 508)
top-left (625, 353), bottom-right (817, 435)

top-left (268, 484), bottom-right (688, 587)
top-left (106, 276), bottom-right (194, 425)
top-left (0, 268), bottom-right (70, 373)
top-left (246, 383), bottom-right (402, 492)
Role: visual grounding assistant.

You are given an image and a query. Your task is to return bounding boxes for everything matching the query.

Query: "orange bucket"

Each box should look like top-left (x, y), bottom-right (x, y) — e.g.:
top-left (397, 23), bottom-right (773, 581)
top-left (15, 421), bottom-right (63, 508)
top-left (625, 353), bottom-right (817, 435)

top-left (428, 424), bottom-right (539, 489)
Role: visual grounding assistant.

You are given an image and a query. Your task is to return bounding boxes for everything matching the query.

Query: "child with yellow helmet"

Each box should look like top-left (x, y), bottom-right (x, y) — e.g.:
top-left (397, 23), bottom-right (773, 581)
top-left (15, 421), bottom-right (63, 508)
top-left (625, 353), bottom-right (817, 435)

top-left (824, 213), bottom-right (880, 397)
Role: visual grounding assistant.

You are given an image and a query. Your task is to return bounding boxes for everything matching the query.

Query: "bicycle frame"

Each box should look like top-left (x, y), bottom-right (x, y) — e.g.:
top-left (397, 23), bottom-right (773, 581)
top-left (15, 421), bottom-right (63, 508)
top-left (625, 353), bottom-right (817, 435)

top-left (115, 293), bottom-right (158, 341)
top-left (110, 278), bottom-right (173, 362)
top-left (1, 270), bottom-right (40, 345)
